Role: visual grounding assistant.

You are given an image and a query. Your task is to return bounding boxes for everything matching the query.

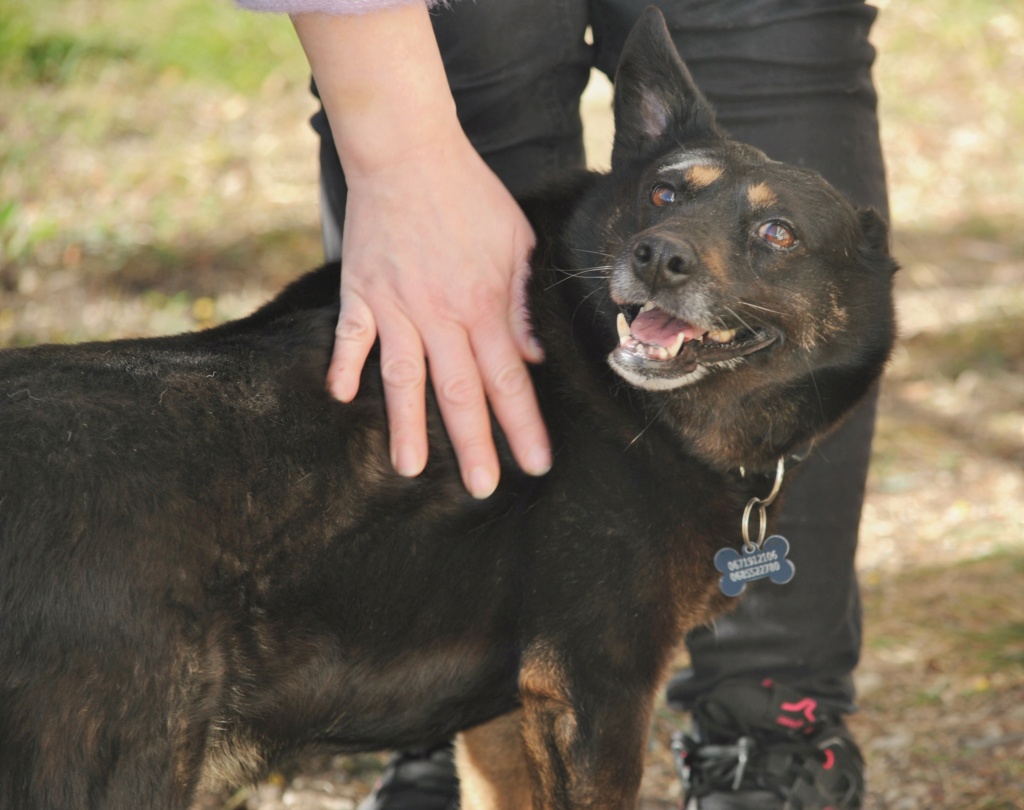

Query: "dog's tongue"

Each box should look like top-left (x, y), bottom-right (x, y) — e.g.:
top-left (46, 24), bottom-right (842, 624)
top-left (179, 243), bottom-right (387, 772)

top-left (630, 306), bottom-right (700, 347)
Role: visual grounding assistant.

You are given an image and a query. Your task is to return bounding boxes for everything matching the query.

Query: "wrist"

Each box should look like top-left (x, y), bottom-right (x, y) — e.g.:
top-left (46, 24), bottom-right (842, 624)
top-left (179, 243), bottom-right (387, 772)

top-left (292, 5), bottom-right (462, 176)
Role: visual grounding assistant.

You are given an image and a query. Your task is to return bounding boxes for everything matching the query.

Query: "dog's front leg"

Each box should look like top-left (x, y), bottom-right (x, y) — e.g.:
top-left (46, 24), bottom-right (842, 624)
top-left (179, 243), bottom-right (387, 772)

top-left (456, 710), bottom-right (534, 810)
top-left (517, 651), bottom-right (654, 810)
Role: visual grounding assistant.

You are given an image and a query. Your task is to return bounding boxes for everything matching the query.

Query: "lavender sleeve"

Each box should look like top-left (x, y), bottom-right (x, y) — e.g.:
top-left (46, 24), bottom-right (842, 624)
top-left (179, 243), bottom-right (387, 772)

top-left (235, 0), bottom-right (443, 13)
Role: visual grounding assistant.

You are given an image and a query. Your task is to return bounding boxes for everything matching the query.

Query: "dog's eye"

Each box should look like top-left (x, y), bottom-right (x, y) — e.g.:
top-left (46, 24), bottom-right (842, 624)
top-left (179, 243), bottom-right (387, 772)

top-left (758, 221), bottom-right (797, 249)
top-left (650, 184), bottom-right (677, 207)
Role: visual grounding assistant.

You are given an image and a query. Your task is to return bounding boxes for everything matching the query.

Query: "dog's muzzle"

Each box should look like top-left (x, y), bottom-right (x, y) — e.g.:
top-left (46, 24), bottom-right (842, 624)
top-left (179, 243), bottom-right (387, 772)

top-left (608, 302), bottom-right (778, 391)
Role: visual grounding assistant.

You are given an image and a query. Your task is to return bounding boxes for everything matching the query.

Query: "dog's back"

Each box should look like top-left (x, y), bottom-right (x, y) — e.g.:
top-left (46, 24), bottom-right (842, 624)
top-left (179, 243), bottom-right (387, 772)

top-left (0, 275), bottom-right (714, 806)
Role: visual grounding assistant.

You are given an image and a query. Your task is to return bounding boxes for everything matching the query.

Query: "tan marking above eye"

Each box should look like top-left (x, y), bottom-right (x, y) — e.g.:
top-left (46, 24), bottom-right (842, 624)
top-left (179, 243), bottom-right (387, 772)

top-left (747, 182), bottom-right (779, 208)
top-left (684, 164), bottom-right (724, 188)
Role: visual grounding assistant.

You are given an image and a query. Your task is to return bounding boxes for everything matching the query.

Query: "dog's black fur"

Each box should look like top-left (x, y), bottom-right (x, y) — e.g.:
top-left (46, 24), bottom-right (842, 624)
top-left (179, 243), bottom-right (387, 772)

top-left (0, 10), bottom-right (896, 810)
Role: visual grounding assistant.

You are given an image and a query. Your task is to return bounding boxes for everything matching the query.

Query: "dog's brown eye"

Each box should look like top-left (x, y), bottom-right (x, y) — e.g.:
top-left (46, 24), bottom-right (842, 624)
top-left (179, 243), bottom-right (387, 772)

top-left (650, 184), bottom-right (676, 207)
top-left (758, 221), bottom-right (797, 249)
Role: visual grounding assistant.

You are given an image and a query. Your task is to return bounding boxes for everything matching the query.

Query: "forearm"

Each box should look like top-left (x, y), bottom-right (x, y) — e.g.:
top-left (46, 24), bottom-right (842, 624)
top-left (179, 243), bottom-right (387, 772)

top-left (290, 5), bottom-right (462, 177)
top-left (242, 0), bottom-right (547, 492)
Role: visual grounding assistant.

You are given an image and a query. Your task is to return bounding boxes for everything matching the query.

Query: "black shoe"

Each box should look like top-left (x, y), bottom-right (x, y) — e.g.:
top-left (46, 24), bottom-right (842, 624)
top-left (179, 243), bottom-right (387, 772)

top-left (357, 742), bottom-right (460, 810)
top-left (673, 679), bottom-right (864, 810)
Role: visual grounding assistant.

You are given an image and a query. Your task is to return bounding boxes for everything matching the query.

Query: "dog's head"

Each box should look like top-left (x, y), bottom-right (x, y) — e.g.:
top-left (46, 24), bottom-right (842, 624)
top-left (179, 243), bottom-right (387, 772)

top-left (560, 8), bottom-right (897, 471)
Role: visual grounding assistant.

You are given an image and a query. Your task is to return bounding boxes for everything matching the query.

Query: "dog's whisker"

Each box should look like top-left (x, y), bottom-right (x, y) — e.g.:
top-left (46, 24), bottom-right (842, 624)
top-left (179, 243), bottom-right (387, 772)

top-left (554, 265), bottom-right (613, 275)
top-left (801, 353), bottom-right (825, 419)
top-left (570, 248), bottom-right (615, 260)
top-left (626, 396), bottom-right (671, 449)
top-left (735, 300), bottom-right (785, 317)
top-left (723, 306), bottom-right (758, 334)
top-left (544, 266), bottom-right (612, 289)
top-left (569, 284), bottom-right (608, 328)
top-left (570, 211), bottom-right (623, 246)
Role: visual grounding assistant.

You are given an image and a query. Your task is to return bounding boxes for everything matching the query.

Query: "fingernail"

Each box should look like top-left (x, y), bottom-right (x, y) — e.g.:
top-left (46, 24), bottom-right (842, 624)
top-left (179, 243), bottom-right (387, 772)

top-left (392, 444), bottom-right (423, 478)
top-left (526, 336), bottom-right (545, 364)
top-left (326, 374), bottom-right (355, 403)
top-left (525, 445), bottom-right (552, 476)
top-left (468, 466), bottom-right (498, 500)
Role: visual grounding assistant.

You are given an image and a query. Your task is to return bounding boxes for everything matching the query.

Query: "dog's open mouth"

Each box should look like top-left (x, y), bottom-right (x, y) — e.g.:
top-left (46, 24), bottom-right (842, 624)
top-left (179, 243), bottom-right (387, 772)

top-left (608, 302), bottom-right (777, 390)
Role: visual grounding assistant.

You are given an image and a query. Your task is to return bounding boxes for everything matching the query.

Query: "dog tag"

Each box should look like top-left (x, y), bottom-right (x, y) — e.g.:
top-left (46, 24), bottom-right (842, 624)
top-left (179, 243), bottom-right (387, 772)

top-left (714, 535), bottom-right (795, 597)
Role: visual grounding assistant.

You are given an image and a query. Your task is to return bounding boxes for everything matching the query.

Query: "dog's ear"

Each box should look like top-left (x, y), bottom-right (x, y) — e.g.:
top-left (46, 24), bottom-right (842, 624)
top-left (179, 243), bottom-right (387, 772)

top-left (857, 207), bottom-right (900, 276)
top-left (611, 7), bottom-right (720, 170)
top-left (858, 208), bottom-right (890, 252)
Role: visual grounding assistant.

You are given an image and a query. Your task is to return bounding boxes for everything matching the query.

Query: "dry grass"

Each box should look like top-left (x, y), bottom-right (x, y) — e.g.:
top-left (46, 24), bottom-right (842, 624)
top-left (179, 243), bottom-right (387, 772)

top-left (2, 1), bottom-right (1022, 807)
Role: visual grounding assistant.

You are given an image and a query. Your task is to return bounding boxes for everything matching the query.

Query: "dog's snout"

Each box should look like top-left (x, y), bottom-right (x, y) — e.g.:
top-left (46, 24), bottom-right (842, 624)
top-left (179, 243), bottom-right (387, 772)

top-left (631, 235), bottom-right (697, 286)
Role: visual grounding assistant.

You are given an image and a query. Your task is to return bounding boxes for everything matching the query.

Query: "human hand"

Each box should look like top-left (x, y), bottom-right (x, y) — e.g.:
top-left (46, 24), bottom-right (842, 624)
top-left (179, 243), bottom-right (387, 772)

top-left (328, 136), bottom-right (550, 498)
top-left (291, 6), bottom-right (550, 498)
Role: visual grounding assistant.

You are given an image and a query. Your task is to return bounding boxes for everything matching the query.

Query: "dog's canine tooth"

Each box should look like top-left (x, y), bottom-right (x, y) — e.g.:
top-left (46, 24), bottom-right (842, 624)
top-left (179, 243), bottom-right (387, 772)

top-left (666, 333), bottom-right (686, 358)
top-left (616, 312), bottom-right (631, 343)
top-left (641, 301), bottom-right (656, 313)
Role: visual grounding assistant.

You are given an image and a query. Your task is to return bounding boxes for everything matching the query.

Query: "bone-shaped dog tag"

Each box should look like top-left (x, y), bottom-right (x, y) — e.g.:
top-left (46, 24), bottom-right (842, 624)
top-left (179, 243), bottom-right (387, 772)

top-left (714, 535), bottom-right (795, 597)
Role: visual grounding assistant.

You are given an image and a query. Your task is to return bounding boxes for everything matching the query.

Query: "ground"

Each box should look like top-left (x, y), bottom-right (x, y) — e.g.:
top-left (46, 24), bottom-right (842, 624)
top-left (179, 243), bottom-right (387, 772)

top-left (1, 1), bottom-right (1021, 807)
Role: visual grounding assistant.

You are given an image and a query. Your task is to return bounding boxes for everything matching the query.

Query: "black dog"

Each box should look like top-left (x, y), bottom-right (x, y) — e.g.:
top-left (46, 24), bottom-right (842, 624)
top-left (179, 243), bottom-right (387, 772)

top-left (0, 10), bottom-right (896, 810)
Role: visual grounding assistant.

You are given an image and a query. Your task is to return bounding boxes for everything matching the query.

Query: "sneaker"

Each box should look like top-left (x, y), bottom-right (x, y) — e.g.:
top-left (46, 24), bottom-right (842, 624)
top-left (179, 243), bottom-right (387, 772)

top-left (357, 742), bottom-right (460, 810)
top-left (672, 679), bottom-right (864, 810)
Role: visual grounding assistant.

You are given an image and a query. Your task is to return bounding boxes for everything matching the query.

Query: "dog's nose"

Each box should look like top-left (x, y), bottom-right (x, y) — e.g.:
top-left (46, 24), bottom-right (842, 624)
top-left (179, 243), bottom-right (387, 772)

top-left (631, 235), bottom-right (697, 286)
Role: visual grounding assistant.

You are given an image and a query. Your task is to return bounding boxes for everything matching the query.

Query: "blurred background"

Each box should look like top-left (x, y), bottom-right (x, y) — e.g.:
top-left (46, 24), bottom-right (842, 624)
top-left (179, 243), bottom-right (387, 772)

top-left (1, 1), bottom-right (1021, 807)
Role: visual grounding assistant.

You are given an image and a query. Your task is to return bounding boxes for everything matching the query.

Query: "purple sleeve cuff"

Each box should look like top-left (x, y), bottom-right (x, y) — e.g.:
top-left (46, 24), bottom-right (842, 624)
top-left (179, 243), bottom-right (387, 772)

top-left (235, 0), bottom-right (441, 14)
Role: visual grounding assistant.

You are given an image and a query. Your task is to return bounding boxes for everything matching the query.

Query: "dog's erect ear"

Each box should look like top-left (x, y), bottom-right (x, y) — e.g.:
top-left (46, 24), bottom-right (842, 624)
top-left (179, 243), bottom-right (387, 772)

top-left (858, 208), bottom-right (890, 253)
top-left (611, 7), bottom-right (720, 170)
top-left (857, 207), bottom-right (900, 276)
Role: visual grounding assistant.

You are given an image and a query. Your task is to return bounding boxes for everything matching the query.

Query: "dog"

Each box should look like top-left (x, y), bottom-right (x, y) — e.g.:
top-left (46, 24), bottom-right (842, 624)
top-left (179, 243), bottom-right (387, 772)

top-left (0, 9), bottom-right (896, 810)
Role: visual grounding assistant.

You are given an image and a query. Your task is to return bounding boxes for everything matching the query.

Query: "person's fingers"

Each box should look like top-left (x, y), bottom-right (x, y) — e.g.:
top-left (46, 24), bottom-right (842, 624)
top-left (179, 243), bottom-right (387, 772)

top-left (421, 325), bottom-right (499, 499)
top-left (326, 288), bottom-right (377, 403)
top-left (469, 318), bottom-right (550, 478)
top-left (325, 134), bottom-right (548, 495)
top-left (375, 309), bottom-right (430, 479)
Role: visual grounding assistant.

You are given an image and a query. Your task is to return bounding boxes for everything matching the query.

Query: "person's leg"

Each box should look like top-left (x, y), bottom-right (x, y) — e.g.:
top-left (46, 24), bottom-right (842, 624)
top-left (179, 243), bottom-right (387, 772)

top-left (315, 0), bottom-right (592, 261)
top-left (671, 0), bottom-right (887, 715)
top-left (595, 0), bottom-right (887, 713)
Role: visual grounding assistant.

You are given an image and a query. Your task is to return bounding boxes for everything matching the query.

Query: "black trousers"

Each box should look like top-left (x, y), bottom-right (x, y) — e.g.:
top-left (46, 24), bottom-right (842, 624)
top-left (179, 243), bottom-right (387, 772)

top-left (314, 0), bottom-right (889, 713)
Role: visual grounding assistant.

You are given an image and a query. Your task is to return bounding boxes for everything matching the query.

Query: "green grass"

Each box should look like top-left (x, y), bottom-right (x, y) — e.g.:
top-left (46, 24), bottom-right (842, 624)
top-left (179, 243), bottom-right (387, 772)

top-left (0, 0), bottom-right (314, 273)
top-left (0, 0), bottom-right (329, 292)
top-left (0, 0), bottom-right (303, 91)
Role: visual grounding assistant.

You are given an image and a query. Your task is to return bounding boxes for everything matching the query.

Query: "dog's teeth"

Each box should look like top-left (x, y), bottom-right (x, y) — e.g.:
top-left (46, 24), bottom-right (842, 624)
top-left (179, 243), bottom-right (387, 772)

top-left (707, 328), bottom-right (737, 344)
top-left (616, 312), bottom-right (630, 343)
top-left (641, 301), bottom-right (656, 313)
top-left (666, 333), bottom-right (685, 358)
